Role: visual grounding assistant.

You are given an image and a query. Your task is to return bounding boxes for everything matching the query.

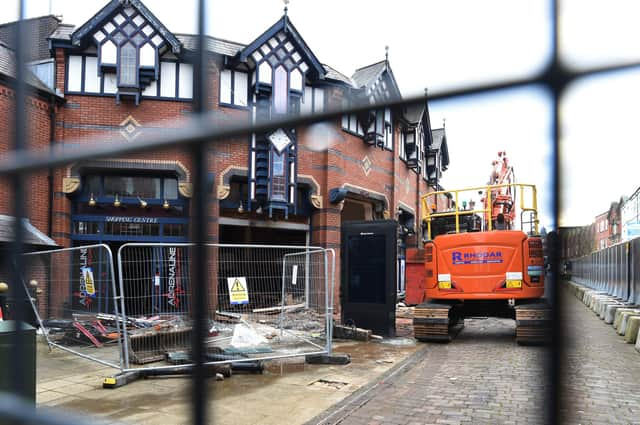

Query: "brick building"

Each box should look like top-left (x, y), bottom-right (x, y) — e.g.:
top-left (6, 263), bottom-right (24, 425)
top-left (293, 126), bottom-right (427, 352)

top-left (1, 0), bottom-right (451, 305)
top-left (0, 25), bottom-right (61, 261)
top-left (594, 211), bottom-right (609, 251)
top-left (607, 200), bottom-right (622, 246)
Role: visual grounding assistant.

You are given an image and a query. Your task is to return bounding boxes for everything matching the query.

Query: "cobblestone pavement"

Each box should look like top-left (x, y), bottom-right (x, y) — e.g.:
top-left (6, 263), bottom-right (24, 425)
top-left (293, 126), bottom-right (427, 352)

top-left (312, 285), bottom-right (640, 425)
top-left (561, 284), bottom-right (640, 425)
top-left (313, 317), bottom-right (548, 425)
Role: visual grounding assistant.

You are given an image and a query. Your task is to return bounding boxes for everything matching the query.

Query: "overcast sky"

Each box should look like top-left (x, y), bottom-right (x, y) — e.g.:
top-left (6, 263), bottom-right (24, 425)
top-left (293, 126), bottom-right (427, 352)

top-left (6, 0), bottom-right (640, 229)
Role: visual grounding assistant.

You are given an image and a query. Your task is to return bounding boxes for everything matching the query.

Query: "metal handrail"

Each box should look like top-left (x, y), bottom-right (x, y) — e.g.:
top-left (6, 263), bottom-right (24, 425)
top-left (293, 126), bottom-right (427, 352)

top-left (422, 183), bottom-right (539, 239)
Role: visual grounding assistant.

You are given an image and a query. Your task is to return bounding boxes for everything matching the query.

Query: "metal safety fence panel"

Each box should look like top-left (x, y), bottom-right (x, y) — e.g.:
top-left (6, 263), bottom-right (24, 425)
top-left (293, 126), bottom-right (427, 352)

top-left (631, 238), bottom-right (640, 305)
top-left (117, 243), bottom-right (334, 371)
top-left (20, 244), bottom-right (123, 369)
top-left (568, 238), bottom-right (640, 303)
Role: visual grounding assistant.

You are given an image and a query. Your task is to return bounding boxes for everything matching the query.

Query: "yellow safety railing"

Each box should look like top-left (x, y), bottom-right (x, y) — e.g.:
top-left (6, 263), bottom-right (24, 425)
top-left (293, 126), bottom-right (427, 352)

top-left (421, 183), bottom-right (539, 240)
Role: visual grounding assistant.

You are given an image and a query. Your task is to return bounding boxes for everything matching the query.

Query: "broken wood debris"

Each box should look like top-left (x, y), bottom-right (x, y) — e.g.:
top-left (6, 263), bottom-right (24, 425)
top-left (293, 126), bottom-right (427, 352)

top-left (252, 303), bottom-right (305, 314)
top-left (333, 324), bottom-right (372, 341)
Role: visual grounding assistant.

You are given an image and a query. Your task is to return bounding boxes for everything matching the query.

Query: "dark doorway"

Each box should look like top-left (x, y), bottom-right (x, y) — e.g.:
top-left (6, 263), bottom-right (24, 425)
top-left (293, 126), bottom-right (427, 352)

top-left (219, 225), bottom-right (307, 245)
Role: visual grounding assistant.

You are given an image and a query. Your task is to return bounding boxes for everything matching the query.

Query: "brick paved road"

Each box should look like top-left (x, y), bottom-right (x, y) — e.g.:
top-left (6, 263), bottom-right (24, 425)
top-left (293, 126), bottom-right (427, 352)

top-left (312, 285), bottom-right (640, 424)
top-left (313, 317), bottom-right (548, 425)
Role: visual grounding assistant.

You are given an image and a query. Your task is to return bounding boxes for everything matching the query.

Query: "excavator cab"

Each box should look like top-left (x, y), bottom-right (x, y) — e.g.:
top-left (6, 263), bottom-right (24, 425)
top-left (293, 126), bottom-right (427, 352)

top-left (422, 182), bottom-right (540, 240)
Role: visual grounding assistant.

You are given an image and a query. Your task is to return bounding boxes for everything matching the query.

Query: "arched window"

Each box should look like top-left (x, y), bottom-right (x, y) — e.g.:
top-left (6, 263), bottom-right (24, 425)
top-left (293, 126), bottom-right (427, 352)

top-left (273, 66), bottom-right (288, 114)
top-left (119, 42), bottom-right (137, 87)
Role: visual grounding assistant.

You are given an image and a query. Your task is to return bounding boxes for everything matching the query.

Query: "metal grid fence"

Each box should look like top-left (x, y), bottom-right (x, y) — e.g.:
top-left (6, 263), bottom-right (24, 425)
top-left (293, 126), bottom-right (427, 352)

top-left (21, 244), bottom-right (124, 369)
top-left (7, 0), bottom-right (640, 423)
top-left (115, 243), bottom-right (334, 371)
top-left (16, 243), bottom-right (334, 376)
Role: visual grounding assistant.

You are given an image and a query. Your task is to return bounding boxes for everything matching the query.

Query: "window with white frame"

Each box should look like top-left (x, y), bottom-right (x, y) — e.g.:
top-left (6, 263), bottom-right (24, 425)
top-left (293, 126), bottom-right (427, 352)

top-left (119, 42), bottom-right (137, 87)
top-left (342, 113), bottom-right (364, 136)
top-left (270, 151), bottom-right (287, 201)
top-left (219, 69), bottom-right (248, 107)
top-left (66, 54), bottom-right (192, 99)
top-left (383, 107), bottom-right (393, 150)
top-left (301, 86), bottom-right (324, 114)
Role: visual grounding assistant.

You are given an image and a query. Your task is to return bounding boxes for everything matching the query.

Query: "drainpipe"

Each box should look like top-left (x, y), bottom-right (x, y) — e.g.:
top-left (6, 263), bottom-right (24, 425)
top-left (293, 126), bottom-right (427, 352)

top-left (47, 95), bottom-right (56, 239)
top-left (416, 156), bottom-right (421, 248)
top-left (47, 94), bottom-right (56, 318)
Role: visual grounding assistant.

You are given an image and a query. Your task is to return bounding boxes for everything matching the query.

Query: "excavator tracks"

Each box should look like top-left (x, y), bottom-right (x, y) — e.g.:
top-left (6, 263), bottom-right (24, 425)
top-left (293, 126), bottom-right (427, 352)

top-left (515, 302), bottom-right (552, 345)
top-left (413, 303), bottom-right (463, 342)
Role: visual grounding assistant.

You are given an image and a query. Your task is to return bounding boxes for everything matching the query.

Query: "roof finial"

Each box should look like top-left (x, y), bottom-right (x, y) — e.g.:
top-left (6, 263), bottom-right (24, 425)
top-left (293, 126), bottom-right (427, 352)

top-left (385, 45), bottom-right (389, 62)
top-left (283, 0), bottom-right (290, 30)
top-left (442, 118), bottom-right (446, 128)
top-left (424, 87), bottom-right (428, 98)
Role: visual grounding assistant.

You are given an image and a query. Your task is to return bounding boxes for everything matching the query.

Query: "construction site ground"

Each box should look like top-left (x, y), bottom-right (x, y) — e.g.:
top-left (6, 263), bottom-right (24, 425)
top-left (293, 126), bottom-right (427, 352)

top-left (35, 312), bottom-right (421, 425)
top-left (35, 289), bottom-right (640, 425)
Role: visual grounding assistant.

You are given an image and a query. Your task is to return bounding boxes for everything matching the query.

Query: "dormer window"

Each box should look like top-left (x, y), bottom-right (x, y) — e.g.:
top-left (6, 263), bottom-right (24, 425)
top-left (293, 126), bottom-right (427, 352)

top-left (404, 129), bottom-right (418, 169)
top-left (248, 31), bottom-right (311, 117)
top-left (426, 152), bottom-right (439, 185)
top-left (91, 10), bottom-right (168, 103)
top-left (65, 1), bottom-right (190, 102)
top-left (364, 108), bottom-right (387, 147)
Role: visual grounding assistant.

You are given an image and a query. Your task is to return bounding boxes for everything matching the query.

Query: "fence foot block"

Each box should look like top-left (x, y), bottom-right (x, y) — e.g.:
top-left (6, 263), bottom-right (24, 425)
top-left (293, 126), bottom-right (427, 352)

top-left (103, 371), bottom-right (143, 389)
top-left (306, 353), bottom-right (351, 365)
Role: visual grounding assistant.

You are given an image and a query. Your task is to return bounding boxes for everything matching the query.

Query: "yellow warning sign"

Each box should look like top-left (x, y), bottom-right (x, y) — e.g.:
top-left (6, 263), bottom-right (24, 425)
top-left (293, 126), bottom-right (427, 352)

top-left (227, 277), bottom-right (249, 305)
top-left (82, 267), bottom-right (96, 295)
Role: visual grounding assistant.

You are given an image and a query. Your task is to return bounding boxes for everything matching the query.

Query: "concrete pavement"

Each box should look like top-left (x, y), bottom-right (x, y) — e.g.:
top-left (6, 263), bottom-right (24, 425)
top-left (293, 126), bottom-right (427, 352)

top-left (33, 284), bottom-right (640, 424)
top-left (35, 328), bottom-right (421, 424)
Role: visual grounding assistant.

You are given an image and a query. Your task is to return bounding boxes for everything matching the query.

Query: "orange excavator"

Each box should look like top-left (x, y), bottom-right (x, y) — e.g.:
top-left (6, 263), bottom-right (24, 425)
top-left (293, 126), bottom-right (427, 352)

top-left (406, 151), bottom-right (549, 344)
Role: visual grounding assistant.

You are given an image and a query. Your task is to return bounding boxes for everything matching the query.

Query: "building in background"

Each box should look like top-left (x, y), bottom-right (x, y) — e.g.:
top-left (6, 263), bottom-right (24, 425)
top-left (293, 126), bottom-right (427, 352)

top-left (0, 0), bottom-right (452, 304)
top-left (559, 224), bottom-right (595, 260)
top-left (594, 210), bottom-right (609, 251)
top-left (621, 186), bottom-right (640, 241)
top-left (607, 200), bottom-right (623, 246)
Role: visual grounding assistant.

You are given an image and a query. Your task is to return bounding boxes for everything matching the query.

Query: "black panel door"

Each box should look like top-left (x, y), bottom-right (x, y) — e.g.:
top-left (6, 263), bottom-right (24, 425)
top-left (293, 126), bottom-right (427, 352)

top-left (341, 220), bottom-right (397, 336)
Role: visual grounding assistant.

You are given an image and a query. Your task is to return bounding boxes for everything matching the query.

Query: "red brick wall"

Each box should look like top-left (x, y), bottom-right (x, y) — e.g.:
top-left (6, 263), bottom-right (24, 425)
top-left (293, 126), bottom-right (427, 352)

top-left (0, 83), bottom-right (53, 235)
top-left (594, 212), bottom-right (609, 251)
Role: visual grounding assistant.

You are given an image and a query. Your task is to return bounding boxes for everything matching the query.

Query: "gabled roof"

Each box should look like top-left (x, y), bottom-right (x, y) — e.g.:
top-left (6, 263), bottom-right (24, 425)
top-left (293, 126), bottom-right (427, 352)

top-left (70, 0), bottom-right (181, 53)
top-left (351, 59), bottom-right (402, 100)
top-left (0, 41), bottom-right (57, 96)
top-left (176, 34), bottom-right (245, 57)
top-left (431, 128), bottom-right (450, 169)
top-left (0, 15), bottom-right (61, 62)
top-left (50, 24), bottom-right (245, 57)
top-left (402, 103), bottom-right (426, 125)
top-left (49, 23), bottom-right (75, 41)
top-left (237, 15), bottom-right (325, 79)
top-left (351, 60), bottom-right (386, 88)
top-left (323, 64), bottom-right (355, 87)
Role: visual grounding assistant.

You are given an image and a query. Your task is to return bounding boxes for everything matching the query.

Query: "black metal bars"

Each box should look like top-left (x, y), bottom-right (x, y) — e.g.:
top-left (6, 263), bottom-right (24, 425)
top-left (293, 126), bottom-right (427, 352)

top-left (3, 0), bottom-right (640, 423)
